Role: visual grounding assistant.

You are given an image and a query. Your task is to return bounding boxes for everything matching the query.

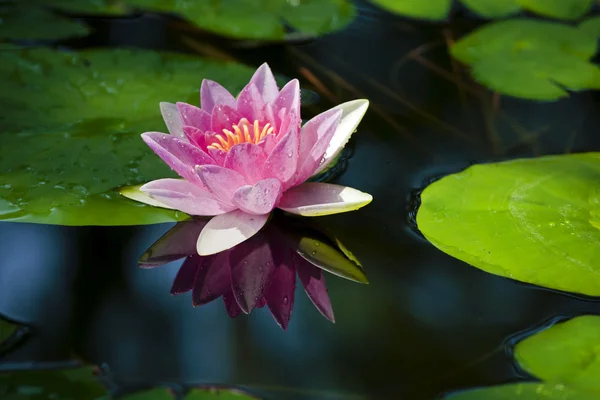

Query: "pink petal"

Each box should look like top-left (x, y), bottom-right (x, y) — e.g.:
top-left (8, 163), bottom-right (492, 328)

top-left (261, 112), bottom-right (300, 189)
top-left (223, 289), bottom-right (243, 318)
top-left (211, 104), bottom-right (243, 135)
top-left (171, 254), bottom-right (203, 295)
top-left (196, 210), bottom-right (269, 256)
top-left (248, 63), bottom-right (279, 103)
top-left (182, 126), bottom-right (205, 148)
top-left (229, 233), bottom-right (275, 313)
top-left (140, 179), bottom-right (234, 216)
top-left (192, 252), bottom-right (232, 306)
top-left (236, 83), bottom-right (266, 122)
top-left (295, 254), bottom-right (335, 323)
top-left (196, 165), bottom-right (247, 206)
top-left (160, 102), bottom-right (185, 138)
top-left (207, 147), bottom-right (227, 166)
top-left (232, 178), bottom-right (282, 215)
top-left (200, 79), bottom-right (236, 113)
top-left (273, 79), bottom-right (300, 127)
top-left (141, 132), bottom-right (215, 185)
top-left (265, 249), bottom-right (296, 330)
top-left (139, 219), bottom-right (208, 268)
top-left (258, 134), bottom-right (277, 154)
top-left (224, 143), bottom-right (268, 184)
top-left (176, 102), bottom-right (211, 132)
top-left (294, 108), bottom-right (343, 184)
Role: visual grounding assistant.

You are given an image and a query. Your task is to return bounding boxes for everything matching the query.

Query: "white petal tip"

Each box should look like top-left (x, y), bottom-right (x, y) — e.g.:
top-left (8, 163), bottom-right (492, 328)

top-left (119, 184), bottom-right (175, 209)
top-left (279, 183), bottom-right (373, 217)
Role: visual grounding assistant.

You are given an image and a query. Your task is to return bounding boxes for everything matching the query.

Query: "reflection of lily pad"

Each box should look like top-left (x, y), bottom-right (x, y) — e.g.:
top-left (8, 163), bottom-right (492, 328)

top-left (38, 0), bottom-right (355, 40)
top-left (0, 4), bottom-right (89, 40)
top-left (444, 382), bottom-right (594, 399)
top-left (416, 153), bottom-right (600, 296)
top-left (0, 366), bottom-right (107, 399)
top-left (0, 48), bottom-right (255, 226)
top-left (515, 316), bottom-right (600, 394)
top-left (0, 319), bottom-right (16, 344)
top-left (451, 19), bottom-right (600, 100)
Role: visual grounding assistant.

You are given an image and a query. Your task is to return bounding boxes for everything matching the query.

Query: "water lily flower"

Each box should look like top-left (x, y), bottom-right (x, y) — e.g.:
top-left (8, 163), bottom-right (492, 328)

top-left (122, 63), bottom-right (372, 256)
top-left (140, 217), bottom-right (367, 329)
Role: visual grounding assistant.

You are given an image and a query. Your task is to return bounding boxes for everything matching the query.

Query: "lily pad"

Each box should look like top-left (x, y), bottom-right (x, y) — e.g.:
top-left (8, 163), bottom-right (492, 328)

top-left (37, 0), bottom-right (355, 40)
top-left (516, 0), bottom-right (593, 20)
top-left (369, 0), bottom-right (451, 20)
top-left (460, 0), bottom-right (521, 18)
top-left (451, 19), bottom-right (600, 100)
top-left (416, 153), bottom-right (600, 297)
top-left (579, 16), bottom-right (600, 39)
top-left (515, 316), bottom-right (600, 394)
top-left (0, 4), bottom-right (89, 40)
top-left (0, 366), bottom-right (107, 399)
top-left (185, 387), bottom-right (259, 399)
top-left (0, 48), bottom-right (256, 225)
top-left (445, 382), bottom-right (595, 399)
top-left (121, 387), bottom-right (174, 400)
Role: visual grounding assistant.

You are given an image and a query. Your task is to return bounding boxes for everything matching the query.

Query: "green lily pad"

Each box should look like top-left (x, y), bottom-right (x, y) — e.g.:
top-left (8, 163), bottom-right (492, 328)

top-left (579, 17), bottom-right (600, 39)
top-left (0, 366), bottom-right (108, 399)
top-left (0, 4), bottom-right (89, 40)
top-left (461, 0), bottom-right (521, 18)
top-left (0, 48), bottom-right (256, 226)
top-left (445, 382), bottom-right (595, 399)
top-left (369, 0), bottom-right (451, 20)
top-left (37, 0), bottom-right (355, 40)
top-left (416, 153), bottom-right (600, 297)
top-left (516, 0), bottom-right (593, 20)
top-left (515, 316), bottom-right (600, 393)
top-left (451, 19), bottom-right (600, 100)
top-left (185, 387), bottom-right (259, 399)
top-left (121, 387), bottom-right (174, 400)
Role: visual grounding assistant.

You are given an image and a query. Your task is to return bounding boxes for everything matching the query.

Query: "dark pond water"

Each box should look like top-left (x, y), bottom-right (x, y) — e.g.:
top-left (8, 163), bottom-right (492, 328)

top-left (2, 2), bottom-right (600, 399)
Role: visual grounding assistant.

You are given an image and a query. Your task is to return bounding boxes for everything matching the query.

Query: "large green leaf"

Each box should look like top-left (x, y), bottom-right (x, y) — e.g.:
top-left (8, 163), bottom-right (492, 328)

top-left (579, 16), bottom-right (600, 39)
top-left (416, 153), bottom-right (600, 296)
top-left (451, 19), bottom-right (600, 100)
top-left (0, 4), bottom-right (89, 40)
top-left (0, 48), bottom-right (255, 226)
top-left (0, 366), bottom-right (107, 399)
top-left (369, 0), bottom-right (451, 20)
top-left (36, 0), bottom-right (355, 40)
top-left (517, 0), bottom-right (593, 20)
top-left (515, 316), bottom-right (600, 394)
top-left (444, 382), bottom-right (595, 399)
top-left (185, 387), bottom-right (259, 399)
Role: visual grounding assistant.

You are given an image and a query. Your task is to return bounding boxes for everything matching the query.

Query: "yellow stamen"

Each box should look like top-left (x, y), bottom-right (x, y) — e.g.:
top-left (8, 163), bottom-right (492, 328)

top-left (206, 118), bottom-right (276, 152)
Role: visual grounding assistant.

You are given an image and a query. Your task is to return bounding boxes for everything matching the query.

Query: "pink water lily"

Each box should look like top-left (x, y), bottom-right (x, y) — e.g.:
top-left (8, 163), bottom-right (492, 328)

top-left (121, 63), bottom-right (372, 256)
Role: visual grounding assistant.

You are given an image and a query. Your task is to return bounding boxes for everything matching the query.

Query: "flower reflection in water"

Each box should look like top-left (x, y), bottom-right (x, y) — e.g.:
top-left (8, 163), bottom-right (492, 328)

top-left (140, 216), bottom-right (367, 330)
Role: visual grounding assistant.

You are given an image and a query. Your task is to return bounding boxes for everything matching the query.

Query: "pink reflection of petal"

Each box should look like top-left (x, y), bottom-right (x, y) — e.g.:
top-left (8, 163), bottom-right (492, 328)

top-left (236, 83), bottom-right (266, 122)
top-left (140, 179), bottom-right (233, 216)
top-left (294, 108), bottom-right (343, 184)
top-left (296, 254), bottom-right (335, 323)
top-left (232, 179), bottom-right (282, 215)
top-left (211, 104), bottom-right (243, 135)
top-left (176, 102), bottom-right (211, 132)
top-left (192, 251), bottom-right (231, 306)
top-left (229, 234), bottom-right (275, 314)
top-left (200, 80), bottom-right (236, 113)
top-left (171, 254), bottom-right (203, 295)
top-left (223, 289), bottom-right (243, 318)
top-left (265, 249), bottom-right (296, 330)
top-left (140, 220), bottom-right (208, 268)
top-left (141, 132), bottom-right (214, 186)
top-left (257, 297), bottom-right (266, 308)
top-left (196, 165), bottom-right (247, 207)
top-left (224, 143), bottom-right (268, 184)
top-left (247, 63), bottom-right (279, 103)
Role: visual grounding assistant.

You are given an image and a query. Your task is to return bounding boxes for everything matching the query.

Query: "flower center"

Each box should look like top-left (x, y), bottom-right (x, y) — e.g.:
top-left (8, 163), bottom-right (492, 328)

top-left (207, 118), bottom-right (274, 152)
